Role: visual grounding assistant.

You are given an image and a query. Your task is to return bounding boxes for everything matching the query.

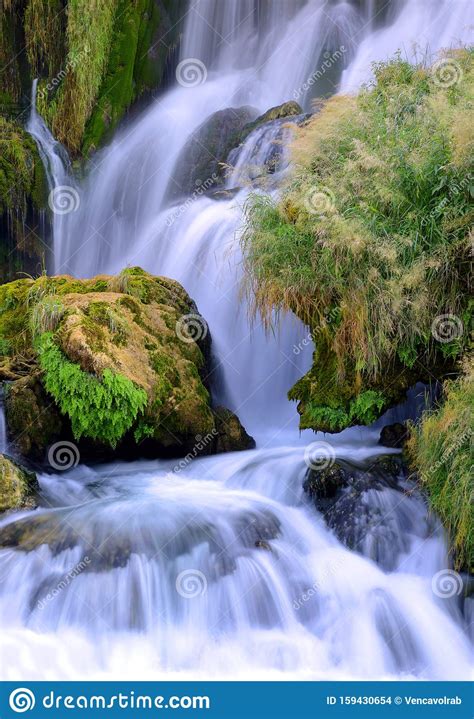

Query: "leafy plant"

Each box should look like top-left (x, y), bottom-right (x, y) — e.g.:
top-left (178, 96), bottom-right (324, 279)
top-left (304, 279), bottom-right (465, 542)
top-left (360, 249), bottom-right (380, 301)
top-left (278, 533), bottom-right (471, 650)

top-left (38, 332), bottom-right (147, 446)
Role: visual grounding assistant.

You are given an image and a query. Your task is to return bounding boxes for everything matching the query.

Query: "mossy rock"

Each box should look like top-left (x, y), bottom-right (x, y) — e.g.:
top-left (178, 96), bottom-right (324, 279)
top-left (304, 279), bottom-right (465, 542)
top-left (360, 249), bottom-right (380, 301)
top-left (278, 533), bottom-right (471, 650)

top-left (1, 267), bottom-right (251, 461)
top-left (212, 406), bottom-right (256, 453)
top-left (0, 117), bottom-right (50, 283)
top-left (0, 453), bottom-right (38, 513)
top-left (239, 101), bottom-right (303, 144)
top-left (4, 375), bottom-right (63, 459)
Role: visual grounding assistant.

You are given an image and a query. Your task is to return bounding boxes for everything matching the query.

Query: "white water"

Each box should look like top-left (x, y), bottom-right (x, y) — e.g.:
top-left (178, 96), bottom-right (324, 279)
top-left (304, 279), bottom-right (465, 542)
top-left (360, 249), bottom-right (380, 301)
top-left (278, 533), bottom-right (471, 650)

top-left (26, 79), bottom-right (72, 263)
top-left (11, 0), bottom-right (473, 679)
top-left (0, 388), bottom-right (7, 455)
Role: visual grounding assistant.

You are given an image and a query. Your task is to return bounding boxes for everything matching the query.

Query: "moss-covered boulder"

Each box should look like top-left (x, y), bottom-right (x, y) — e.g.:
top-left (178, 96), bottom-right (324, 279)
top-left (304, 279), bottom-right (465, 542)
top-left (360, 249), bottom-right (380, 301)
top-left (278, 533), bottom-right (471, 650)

top-left (0, 454), bottom-right (38, 512)
top-left (0, 267), bottom-right (253, 462)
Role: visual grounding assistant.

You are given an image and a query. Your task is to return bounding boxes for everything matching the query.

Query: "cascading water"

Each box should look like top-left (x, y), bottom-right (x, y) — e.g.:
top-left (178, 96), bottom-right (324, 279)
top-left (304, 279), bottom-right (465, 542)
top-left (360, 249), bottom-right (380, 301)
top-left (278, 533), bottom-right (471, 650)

top-left (9, 0), bottom-right (473, 680)
top-left (26, 80), bottom-right (74, 270)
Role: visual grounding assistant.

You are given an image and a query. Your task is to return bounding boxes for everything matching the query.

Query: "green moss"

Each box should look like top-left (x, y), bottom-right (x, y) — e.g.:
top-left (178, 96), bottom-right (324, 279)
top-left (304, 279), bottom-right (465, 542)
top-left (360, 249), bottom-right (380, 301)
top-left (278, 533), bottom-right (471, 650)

top-left (242, 50), bottom-right (474, 432)
top-left (38, 0), bottom-right (119, 154)
top-left (407, 361), bottom-right (473, 571)
top-left (82, 0), bottom-right (158, 155)
top-left (38, 332), bottom-right (147, 447)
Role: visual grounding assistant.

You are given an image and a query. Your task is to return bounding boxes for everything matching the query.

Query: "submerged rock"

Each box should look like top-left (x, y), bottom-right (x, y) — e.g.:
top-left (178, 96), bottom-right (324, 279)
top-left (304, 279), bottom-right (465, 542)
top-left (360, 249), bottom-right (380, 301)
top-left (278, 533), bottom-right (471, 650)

top-left (0, 454), bottom-right (38, 512)
top-left (0, 267), bottom-right (253, 464)
top-left (303, 456), bottom-right (429, 571)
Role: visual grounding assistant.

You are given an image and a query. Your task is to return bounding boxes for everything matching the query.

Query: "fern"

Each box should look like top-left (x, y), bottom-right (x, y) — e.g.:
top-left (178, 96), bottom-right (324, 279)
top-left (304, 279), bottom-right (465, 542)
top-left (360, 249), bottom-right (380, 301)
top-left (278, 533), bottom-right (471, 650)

top-left (38, 333), bottom-right (147, 447)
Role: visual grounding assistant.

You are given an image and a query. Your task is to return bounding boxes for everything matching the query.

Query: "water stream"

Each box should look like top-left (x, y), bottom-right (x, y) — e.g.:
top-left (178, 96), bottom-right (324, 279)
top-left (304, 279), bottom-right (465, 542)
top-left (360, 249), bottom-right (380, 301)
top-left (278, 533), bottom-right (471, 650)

top-left (5, 0), bottom-right (472, 679)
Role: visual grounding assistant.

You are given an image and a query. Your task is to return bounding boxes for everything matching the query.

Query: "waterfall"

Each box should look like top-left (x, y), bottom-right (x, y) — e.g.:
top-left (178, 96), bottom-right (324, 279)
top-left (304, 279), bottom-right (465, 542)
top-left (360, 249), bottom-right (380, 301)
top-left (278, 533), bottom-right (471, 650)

top-left (3, 0), bottom-right (472, 680)
top-left (25, 80), bottom-right (74, 270)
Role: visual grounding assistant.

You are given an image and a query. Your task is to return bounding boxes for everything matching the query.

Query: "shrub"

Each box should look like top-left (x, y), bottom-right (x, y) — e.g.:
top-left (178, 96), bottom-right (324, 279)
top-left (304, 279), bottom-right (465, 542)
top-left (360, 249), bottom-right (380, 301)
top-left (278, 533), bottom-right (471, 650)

top-left (242, 50), bottom-right (473, 431)
top-left (407, 360), bottom-right (473, 571)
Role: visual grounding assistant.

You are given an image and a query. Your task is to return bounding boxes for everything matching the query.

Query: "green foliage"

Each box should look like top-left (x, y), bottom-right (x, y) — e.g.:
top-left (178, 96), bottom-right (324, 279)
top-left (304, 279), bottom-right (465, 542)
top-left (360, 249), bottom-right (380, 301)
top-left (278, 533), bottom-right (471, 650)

top-left (82, 0), bottom-right (162, 155)
top-left (37, 0), bottom-right (118, 154)
top-left (242, 50), bottom-right (473, 431)
top-left (38, 332), bottom-right (147, 447)
top-left (407, 361), bottom-right (474, 571)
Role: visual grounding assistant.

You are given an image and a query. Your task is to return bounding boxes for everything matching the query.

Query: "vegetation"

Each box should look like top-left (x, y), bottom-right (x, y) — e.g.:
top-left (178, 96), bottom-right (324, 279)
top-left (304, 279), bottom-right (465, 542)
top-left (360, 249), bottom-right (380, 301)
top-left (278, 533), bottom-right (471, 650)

top-left (38, 332), bottom-right (147, 447)
top-left (407, 360), bottom-right (473, 571)
top-left (242, 50), bottom-right (473, 432)
top-left (1, 268), bottom-right (216, 453)
top-left (0, 117), bottom-right (48, 282)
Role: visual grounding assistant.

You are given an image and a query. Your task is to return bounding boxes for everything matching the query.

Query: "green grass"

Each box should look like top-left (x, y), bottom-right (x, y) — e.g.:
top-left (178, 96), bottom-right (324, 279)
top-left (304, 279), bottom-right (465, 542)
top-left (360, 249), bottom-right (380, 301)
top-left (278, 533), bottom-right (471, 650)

top-left (242, 50), bottom-right (473, 432)
top-left (407, 361), bottom-right (473, 571)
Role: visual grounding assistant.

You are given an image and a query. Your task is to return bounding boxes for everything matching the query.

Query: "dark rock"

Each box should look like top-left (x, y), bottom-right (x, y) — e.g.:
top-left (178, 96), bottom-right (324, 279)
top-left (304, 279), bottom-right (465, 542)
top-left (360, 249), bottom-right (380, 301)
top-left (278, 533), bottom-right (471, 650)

top-left (379, 422), bottom-right (409, 448)
top-left (212, 406), bottom-right (256, 453)
top-left (303, 456), bottom-right (426, 571)
top-left (169, 106), bottom-right (258, 199)
top-left (5, 375), bottom-right (63, 460)
top-left (239, 100), bottom-right (303, 144)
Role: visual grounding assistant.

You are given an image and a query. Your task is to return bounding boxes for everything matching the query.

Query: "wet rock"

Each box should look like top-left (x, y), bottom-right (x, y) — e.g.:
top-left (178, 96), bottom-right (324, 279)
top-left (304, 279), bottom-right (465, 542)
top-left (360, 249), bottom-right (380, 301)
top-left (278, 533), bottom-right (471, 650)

top-left (169, 106), bottom-right (258, 199)
top-left (239, 100), bottom-right (303, 144)
top-left (212, 406), bottom-right (256, 453)
top-left (303, 456), bottom-right (419, 571)
top-left (0, 454), bottom-right (38, 512)
top-left (1, 268), bottom-right (253, 464)
top-left (379, 422), bottom-right (409, 448)
top-left (5, 375), bottom-right (63, 460)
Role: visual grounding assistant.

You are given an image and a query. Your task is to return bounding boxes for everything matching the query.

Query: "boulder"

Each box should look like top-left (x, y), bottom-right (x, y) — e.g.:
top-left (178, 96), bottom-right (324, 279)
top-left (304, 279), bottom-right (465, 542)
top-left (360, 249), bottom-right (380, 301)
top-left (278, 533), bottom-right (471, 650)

top-left (0, 267), bottom-right (253, 463)
top-left (379, 422), bottom-right (409, 448)
top-left (239, 100), bottom-right (303, 144)
top-left (212, 406), bottom-right (256, 453)
top-left (168, 106), bottom-right (257, 199)
top-left (303, 456), bottom-right (417, 571)
top-left (0, 454), bottom-right (38, 512)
